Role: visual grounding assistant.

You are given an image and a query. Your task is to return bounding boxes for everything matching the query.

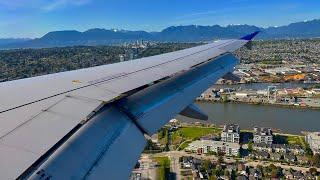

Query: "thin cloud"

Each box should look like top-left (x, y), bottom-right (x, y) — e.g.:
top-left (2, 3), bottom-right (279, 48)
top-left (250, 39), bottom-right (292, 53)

top-left (42, 0), bottom-right (91, 11)
top-left (172, 5), bottom-right (256, 26)
top-left (0, 0), bottom-right (91, 11)
top-left (175, 10), bottom-right (221, 20)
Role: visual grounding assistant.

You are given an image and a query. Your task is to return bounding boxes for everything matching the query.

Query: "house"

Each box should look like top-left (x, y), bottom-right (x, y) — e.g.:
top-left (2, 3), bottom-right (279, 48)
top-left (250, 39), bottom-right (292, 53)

top-left (181, 156), bottom-right (193, 168)
top-left (272, 144), bottom-right (287, 153)
top-left (237, 175), bottom-right (248, 180)
top-left (253, 127), bottom-right (273, 144)
top-left (270, 153), bottom-right (282, 161)
top-left (248, 168), bottom-right (255, 176)
top-left (253, 143), bottom-right (272, 152)
top-left (287, 144), bottom-right (305, 155)
top-left (283, 170), bottom-right (294, 179)
top-left (292, 171), bottom-right (304, 179)
top-left (237, 163), bottom-right (246, 171)
top-left (226, 164), bottom-right (237, 171)
top-left (255, 151), bottom-right (269, 159)
top-left (296, 155), bottom-right (309, 164)
top-left (284, 153), bottom-right (296, 162)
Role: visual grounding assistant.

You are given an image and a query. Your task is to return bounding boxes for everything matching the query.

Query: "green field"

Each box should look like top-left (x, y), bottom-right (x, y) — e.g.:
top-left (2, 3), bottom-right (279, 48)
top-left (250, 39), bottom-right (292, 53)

top-left (287, 135), bottom-right (303, 145)
top-left (170, 126), bottom-right (221, 150)
top-left (154, 156), bottom-right (171, 180)
top-left (173, 127), bottom-right (220, 140)
top-left (177, 140), bottom-right (192, 151)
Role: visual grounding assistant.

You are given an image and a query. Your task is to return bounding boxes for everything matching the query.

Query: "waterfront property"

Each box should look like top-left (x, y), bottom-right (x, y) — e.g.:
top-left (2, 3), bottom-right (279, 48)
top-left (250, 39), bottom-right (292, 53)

top-left (185, 140), bottom-right (240, 156)
top-left (253, 143), bottom-right (304, 155)
top-left (305, 132), bottom-right (320, 154)
top-left (253, 127), bottom-right (273, 144)
top-left (221, 124), bottom-right (240, 143)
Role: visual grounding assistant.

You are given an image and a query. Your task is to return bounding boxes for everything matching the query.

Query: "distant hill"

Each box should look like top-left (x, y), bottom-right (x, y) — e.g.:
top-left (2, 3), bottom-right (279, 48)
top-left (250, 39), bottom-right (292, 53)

top-left (0, 38), bottom-right (30, 46)
top-left (262, 19), bottom-right (320, 39)
top-left (1, 19), bottom-right (320, 49)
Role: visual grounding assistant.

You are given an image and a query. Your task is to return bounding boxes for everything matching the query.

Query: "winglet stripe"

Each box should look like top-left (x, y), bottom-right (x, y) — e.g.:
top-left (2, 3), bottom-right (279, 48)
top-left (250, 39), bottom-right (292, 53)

top-left (240, 31), bottom-right (260, 40)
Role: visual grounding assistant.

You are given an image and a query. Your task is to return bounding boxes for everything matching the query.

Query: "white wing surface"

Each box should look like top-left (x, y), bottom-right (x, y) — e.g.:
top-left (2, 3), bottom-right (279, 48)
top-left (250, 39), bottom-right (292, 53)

top-left (0, 32), bottom-right (259, 179)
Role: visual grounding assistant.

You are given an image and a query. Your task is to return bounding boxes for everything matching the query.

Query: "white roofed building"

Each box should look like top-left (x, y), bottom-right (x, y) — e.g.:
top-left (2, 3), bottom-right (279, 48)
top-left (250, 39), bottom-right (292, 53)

top-left (306, 132), bottom-right (320, 154)
top-left (185, 140), bottom-right (240, 156)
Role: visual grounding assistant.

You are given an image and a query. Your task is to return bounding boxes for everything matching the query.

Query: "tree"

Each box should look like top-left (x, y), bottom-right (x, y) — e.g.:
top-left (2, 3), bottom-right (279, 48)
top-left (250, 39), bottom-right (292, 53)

top-left (312, 153), bottom-right (320, 167)
top-left (237, 149), bottom-right (242, 158)
top-left (247, 140), bottom-right (253, 152)
top-left (202, 159), bottom-right (212, 172)
top-left (144, 139), bottom-right (158, 151)
top-left (309, 167), bottom-right (318, 175)
top-left (305, 146), bottom-right (313, 156)
top-left (224, 169), bottom-right (230, 177)
top-left (231, 169), bottom-right (237, 180)
top-left (221, 94), bottom-right (228, 103)
top-left (245, 166), bottom-right (250, 175)
top-left (217, 155), bottom-right (224, 164)
top-left (215, 166), bottom-right (223, 177)
top-left (257, 165), bottom-right (264, 177)
top-left (211, 168), bottom-right (217, 178)
top-left (270, 169), bottom-right (278, 178)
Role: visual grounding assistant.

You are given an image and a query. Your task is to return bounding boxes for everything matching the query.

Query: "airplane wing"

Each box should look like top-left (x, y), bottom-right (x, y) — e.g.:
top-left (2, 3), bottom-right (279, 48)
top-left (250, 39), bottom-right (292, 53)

top-left (0, 32), bottom-right (259, 179)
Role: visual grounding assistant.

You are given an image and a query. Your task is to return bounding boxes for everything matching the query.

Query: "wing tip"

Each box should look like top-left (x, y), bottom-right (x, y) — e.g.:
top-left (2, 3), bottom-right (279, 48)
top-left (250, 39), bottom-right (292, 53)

top-left (240, 31), bottom-right (260, 40)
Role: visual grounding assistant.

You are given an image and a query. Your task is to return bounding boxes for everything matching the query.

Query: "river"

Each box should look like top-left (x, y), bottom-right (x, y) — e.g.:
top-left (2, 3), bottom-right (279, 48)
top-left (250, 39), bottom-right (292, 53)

top-left (212, 82), bottom-right (317, 90)
top-left (177, 102), bottom-right (320, 134)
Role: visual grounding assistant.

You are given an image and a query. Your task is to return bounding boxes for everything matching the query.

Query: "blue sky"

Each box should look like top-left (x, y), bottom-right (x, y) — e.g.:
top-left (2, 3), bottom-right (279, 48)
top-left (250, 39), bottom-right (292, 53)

top-left (1, 0), bottom-right (320, 38)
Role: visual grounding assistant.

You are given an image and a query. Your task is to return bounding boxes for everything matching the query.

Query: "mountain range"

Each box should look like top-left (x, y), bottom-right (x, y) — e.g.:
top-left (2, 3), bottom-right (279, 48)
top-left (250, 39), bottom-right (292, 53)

top-left (1, 19), bottom-right (320, 49)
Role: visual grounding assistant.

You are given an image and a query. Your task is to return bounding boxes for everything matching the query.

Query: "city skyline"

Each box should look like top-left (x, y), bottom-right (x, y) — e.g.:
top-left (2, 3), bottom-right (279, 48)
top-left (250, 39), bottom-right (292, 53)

top-left (1, 0), bottom-right (320, 38)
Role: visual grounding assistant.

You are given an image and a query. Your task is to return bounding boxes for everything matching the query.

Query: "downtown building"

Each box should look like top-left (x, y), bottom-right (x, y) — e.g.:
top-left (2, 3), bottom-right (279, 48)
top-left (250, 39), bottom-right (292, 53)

top-left (253, 127), bottom-right (273, 144)
top-left (221, 124), bottom-right (240, 143)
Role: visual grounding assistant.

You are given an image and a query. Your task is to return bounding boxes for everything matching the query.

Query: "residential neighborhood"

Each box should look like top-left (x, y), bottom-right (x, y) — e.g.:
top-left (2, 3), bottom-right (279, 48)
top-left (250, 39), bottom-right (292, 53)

top-left (131, 120), bottom-right (320, 179)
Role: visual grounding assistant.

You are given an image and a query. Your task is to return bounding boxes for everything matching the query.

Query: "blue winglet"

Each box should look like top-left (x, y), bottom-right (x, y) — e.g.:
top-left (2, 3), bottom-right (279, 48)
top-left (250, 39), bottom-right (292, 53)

top-left (240, 31), bottom-right (260, 40)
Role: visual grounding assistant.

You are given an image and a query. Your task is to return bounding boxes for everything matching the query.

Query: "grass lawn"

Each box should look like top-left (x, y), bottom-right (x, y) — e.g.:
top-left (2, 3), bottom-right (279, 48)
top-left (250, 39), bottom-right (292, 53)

top-left (173, 127), bottom-right (221, 140)
top-left (171, 126), bottom-right (221, 150)
top-left (286, 135), bottom-right (304, 146)
top-left (154, 156), bottom-right (170, 180)
top-left (177, 140), bottom-right (192, 150)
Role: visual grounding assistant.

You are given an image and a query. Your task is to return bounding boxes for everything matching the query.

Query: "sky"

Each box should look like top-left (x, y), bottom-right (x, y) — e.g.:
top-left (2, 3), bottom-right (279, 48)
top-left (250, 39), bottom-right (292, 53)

top-left (1, 0), bottom-right (320, 38)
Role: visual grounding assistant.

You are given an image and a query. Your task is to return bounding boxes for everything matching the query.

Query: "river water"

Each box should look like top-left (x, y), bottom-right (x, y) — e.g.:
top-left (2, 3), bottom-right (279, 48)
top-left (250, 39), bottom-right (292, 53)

top-left (177, 102), bottom-right (320, 134)
top-left (212, 82), bottom-right (317, 90)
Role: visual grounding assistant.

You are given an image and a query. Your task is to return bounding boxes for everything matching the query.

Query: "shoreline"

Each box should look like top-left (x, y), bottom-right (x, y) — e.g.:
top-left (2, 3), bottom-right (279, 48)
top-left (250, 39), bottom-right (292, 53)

top-left (195, 99), bottom-right (320, 110)
top-left (180, 122), bottom-right (304, 137)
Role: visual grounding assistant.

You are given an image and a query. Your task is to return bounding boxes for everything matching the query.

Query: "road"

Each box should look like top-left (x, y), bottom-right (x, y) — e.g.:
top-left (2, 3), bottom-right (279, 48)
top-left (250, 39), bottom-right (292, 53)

top-left (132, 154), bottom-right (157, 180)
top-left (168, 154), bottom-right (181, 180)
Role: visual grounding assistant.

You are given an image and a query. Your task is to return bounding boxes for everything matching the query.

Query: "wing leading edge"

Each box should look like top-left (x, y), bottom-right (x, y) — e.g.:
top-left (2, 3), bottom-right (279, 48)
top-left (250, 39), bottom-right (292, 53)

top-left (0, 32), bottom-right (259, 179)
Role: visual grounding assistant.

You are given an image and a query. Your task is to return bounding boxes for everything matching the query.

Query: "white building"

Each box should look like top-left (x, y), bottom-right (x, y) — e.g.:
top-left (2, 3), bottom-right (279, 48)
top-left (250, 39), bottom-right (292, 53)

top-left (253, 127), bottom-right (273, 144)
top-left (306, 132), bottom-right (320, 154)
top-left (264, 67), bottom-right (298, 75)
top-left (221, 124), bottom-right (240, 143)
top-left (185, 140), bottom-right (240, 156)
